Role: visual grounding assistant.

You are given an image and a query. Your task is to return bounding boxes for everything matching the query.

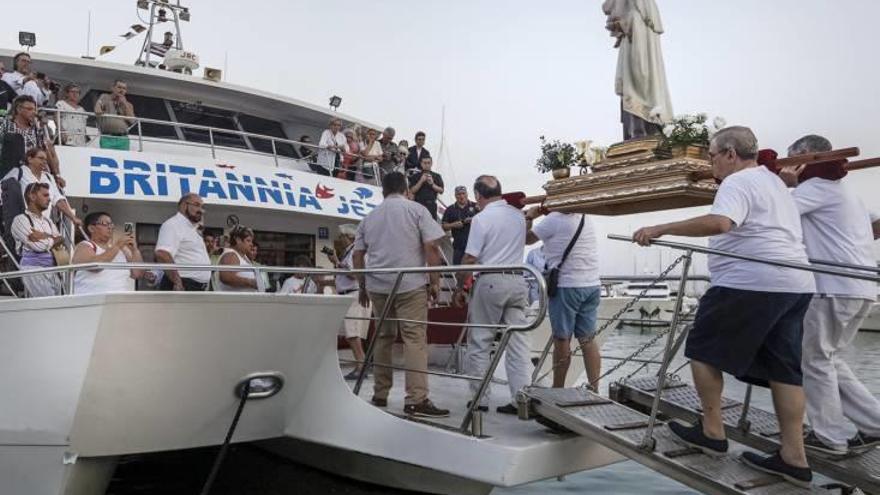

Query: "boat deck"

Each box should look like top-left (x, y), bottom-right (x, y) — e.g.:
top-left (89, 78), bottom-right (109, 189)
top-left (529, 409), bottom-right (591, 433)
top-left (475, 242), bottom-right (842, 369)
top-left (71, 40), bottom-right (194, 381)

top-left (613, 375), bottom-right (880, 494)
top-left (521, 386), bottom-right (831, 495)
top-left (344, 361), bottom-right (589, 449)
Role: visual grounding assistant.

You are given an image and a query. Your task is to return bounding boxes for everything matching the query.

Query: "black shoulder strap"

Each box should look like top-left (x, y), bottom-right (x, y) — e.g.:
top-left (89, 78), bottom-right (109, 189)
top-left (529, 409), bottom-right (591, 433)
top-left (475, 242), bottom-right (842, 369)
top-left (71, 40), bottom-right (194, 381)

top-left (557, 215), bottom-right (585, 270)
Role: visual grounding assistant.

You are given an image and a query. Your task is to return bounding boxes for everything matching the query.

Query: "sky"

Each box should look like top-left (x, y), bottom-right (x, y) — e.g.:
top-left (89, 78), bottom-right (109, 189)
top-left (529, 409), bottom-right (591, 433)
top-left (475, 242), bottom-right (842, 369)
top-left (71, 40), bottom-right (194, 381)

top-left (5, 0), bottom-right (880, 275)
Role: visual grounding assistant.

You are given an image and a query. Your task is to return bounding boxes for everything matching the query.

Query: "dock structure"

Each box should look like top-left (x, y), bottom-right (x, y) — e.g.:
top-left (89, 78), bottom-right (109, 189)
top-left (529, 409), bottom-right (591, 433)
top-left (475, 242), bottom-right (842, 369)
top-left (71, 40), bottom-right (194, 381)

top-left (612, 376), bottom-right (880, 494)
top-left (520, 387), bottom-right (833, 495)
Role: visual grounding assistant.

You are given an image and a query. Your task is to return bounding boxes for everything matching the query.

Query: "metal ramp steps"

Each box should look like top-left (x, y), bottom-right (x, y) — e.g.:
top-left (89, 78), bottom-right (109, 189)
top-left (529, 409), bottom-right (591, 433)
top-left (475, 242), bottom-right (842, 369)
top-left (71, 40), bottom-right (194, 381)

top-left (612, 376), bottom-right (880, 494)
top-left (520, 387), bottom-right (830, 494)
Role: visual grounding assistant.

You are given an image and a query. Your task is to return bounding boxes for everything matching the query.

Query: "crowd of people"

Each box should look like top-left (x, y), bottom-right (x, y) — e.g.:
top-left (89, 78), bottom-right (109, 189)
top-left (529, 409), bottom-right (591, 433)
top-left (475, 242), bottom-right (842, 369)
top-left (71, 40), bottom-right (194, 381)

top-left (3, 50), bottom-right (880, 483)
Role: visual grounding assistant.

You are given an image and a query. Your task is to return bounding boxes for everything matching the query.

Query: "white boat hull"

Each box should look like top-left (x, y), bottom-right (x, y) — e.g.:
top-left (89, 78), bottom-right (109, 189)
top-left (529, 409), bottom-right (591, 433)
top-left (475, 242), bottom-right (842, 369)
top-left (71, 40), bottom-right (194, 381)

top-left (0, 292), bottom-right (351, 495)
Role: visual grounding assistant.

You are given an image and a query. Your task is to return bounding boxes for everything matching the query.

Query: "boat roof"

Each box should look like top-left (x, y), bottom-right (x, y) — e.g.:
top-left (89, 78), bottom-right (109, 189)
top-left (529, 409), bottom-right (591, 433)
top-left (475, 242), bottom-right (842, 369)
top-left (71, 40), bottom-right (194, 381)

top-left (0, 48), bottom-right (381, 131)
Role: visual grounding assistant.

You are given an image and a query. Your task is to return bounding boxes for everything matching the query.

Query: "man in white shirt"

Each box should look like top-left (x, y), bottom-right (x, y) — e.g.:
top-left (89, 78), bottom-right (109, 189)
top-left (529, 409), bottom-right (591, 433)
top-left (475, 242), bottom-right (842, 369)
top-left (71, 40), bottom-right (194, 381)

top-left (454, 175), bottom-right (532, 415)
top-left (526, 210), bottom-right (602, 390)
top-left (154, 193), bottom-right (211, 291)
top-left (634, 126), bottom-right (815, 486)
top-left (778, 134), bottom-right (880, 454)
top-left (329, 223), bottom-right (372, 380)
top-left (353, 172), bottom-right (448, 418)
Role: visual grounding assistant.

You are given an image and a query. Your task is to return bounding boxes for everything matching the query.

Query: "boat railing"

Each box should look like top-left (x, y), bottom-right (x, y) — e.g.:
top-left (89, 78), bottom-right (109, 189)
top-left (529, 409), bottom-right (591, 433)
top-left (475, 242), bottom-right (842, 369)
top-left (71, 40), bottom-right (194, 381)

top-left (40, 107), bottom-right (383, 186)
top-left (0, 260), bottom-right (546, 437)
top-left (597, 233), bottom-right (880, 451)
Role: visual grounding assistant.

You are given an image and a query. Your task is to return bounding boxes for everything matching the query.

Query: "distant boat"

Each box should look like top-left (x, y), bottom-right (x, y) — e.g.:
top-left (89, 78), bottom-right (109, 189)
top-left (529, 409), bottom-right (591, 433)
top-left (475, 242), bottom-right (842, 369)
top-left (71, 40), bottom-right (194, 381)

top-left (861, 302), bottom-right (880, 332)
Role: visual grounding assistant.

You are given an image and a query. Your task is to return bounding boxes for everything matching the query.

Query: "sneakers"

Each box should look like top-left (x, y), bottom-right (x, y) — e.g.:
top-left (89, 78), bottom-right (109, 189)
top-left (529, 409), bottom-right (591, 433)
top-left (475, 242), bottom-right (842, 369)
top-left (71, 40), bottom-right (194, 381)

top-left (740, 451), bottom-right (812, 488)
top-left (466, 401), bottom-right (488, 413)
top-left (848, 431), bottom-right (880, 451)
top-left (496, 403), bottom-right (518, 415)
top-left (370, 397), bottom-right (388, 408)
top-left (344, 369), bottom-right (367, 381)
top-left (668, 421), bottom-right (729, 457)
top-left (404, 399), bottom-right (450, 418)
top-left (803, 431), bottom-right (847, 455)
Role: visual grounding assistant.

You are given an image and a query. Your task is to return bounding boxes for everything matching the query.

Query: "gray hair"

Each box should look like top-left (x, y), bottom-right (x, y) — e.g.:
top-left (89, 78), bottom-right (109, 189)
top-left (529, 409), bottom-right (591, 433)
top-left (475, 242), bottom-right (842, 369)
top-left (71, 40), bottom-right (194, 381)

top-left (710, 126), bottom-right (758, 160)
top-left (383, 127), bottom-right (395, 137)
top-left (338, 223), bottom-right (358, 237)
top-left (787, 134), bottom-right (832, 157)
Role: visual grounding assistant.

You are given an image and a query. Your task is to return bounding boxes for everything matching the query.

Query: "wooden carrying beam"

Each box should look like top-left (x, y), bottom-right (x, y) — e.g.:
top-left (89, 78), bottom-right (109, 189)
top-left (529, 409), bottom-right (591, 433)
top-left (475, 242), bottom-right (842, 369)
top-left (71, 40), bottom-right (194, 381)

top-left (690, 147), bottom-right (863, 181)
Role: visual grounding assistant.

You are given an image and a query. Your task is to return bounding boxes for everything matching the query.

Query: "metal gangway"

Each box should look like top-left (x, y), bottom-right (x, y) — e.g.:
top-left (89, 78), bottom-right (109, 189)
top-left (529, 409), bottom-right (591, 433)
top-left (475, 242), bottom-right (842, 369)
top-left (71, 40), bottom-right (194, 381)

top-left (520, 234), bottom-right (880, 495)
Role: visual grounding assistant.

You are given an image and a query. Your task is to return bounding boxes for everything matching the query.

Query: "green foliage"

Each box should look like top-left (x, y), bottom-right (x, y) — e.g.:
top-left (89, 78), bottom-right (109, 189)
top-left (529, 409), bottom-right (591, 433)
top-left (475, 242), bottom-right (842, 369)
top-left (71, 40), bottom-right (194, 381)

top-left (536, 136), bottom-right (584, 172)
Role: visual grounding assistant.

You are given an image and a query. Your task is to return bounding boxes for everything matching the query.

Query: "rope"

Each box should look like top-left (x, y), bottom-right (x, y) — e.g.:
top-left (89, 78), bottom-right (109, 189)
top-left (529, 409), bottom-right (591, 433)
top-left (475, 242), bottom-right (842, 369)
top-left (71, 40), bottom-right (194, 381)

top-left (533, 254), bottom-right (689, 384)
top-left (199, 380), bottom-right (251, 495)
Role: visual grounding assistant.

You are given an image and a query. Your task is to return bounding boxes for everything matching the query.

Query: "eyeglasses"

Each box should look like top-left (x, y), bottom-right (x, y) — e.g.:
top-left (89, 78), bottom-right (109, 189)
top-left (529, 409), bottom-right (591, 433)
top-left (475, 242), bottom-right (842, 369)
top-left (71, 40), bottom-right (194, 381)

top-left (707, 148), bottom-right (730, 161)
top-left (94, 222), bottom-right (115, 228)
top-left (185, 201), bottom-right (205, 211)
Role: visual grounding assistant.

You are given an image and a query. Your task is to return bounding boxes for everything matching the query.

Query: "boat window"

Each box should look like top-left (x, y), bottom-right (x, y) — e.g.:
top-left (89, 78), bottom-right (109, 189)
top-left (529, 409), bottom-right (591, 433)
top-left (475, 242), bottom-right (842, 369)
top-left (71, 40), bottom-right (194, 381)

top-left (238, 114), bottom-right (298, 158)
top-left (79, 91), bottom-right (178, 139)
top-left (253, 231), bottom-right (315, 291)
top-left (170, 101), bottom-right (248, 149)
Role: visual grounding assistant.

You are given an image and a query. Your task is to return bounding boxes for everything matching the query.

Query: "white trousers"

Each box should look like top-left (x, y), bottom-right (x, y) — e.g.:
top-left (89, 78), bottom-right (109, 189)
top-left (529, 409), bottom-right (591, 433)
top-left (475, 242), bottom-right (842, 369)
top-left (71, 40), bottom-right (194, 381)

top-left (802, 297), bottom-right (880, 447)
top-left (465, 274), bottom-right (533, 405)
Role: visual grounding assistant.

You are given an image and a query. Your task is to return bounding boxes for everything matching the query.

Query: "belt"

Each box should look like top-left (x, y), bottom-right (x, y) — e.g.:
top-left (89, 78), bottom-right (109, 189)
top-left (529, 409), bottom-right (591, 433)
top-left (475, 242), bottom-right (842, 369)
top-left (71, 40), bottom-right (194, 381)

top-left (339, 289), bottom-right (357, 295)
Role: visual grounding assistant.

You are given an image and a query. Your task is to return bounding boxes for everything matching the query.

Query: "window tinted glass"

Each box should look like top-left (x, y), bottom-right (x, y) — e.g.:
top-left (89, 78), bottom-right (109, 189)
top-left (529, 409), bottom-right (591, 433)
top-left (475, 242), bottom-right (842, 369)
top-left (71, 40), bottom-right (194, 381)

top-left (170, 101), bottom-right (247, 149)
top-left (238, 114), bottom-right (298, 158)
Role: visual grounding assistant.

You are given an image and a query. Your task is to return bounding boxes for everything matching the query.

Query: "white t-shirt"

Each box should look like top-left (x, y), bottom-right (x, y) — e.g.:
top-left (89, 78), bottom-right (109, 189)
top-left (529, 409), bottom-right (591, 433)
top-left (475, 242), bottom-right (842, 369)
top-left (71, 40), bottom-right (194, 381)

top-left (465, 199), bottom-right (526, 266)
top-left (215, 248), bottom-right (256, 292)
top-left (279, 275), bottom-right (318, 295)
top-left (334, 244), bottom-right (358, 293)
top-left (792, 178), bottom-right (878, 299)
top-left (708, 166), bottom-right (815, 293)
top-left (532, 212), bottom-right (600, 288)
top-left (2, 71), bottom-right (26, 93)
top-left (73, 241), bottom-right (134, 294)
top-left (154, 212), bottom-right (211, 283)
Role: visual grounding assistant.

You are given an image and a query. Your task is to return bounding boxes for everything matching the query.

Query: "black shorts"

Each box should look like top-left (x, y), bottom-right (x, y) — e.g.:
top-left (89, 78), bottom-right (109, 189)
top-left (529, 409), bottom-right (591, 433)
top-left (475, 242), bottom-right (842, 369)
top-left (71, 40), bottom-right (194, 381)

top-left (685, 286), bottom-right (812, 387)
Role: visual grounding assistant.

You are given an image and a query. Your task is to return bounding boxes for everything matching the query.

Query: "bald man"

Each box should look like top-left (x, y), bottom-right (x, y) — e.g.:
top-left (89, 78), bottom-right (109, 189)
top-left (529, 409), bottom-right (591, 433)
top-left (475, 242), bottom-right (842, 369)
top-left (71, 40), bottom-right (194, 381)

top-left (154, 193), bottom-right (211, 291)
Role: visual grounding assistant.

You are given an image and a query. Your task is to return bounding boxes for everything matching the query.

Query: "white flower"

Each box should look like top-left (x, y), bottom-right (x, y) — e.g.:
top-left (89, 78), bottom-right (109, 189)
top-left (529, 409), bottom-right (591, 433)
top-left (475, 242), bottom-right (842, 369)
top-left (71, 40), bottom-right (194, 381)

top-left (712, 116), bottom-right (727, 130)
top-left (662, 124), bottom-right (676, 136)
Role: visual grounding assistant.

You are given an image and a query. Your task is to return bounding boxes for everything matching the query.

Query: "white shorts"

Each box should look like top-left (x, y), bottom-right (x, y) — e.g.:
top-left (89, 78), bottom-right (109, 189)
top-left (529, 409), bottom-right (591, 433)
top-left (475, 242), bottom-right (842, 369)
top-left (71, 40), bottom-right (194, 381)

top-left (341, 298), bottom-right (371, 339)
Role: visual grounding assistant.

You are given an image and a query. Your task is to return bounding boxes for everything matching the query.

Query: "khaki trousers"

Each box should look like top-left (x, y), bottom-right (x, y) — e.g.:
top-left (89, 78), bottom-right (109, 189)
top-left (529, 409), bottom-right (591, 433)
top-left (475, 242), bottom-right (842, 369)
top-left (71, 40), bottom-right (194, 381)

top-left (369, 288), bottom-right (429, 405)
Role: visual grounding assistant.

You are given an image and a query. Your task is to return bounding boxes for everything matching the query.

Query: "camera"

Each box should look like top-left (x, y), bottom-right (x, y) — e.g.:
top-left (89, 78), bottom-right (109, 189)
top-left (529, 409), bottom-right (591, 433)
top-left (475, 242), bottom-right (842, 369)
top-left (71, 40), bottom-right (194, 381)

top-left (320, 246), bottom-right (335, 257)
top-left (124, 222), bottom-right (135, 235)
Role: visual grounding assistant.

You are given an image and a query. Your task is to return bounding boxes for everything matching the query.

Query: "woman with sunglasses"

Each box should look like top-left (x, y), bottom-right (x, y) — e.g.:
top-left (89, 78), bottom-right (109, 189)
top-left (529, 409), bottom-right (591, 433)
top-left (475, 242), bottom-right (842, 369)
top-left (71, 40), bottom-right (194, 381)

top-left (71, 212), bottom-right (144, 294)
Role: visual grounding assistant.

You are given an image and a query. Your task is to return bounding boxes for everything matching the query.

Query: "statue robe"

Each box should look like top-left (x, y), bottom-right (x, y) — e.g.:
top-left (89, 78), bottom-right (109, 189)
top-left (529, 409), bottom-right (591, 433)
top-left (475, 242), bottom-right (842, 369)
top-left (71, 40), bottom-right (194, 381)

top-left (602, 0), bottom-right (674, 139)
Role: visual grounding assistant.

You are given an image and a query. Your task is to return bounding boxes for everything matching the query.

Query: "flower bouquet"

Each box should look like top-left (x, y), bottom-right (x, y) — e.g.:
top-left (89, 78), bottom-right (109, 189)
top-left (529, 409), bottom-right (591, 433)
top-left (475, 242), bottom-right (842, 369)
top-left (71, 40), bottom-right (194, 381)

top-left (659, 114), bottom-right (726, 159)
top-left (536, 136), bottom-right (584, 179)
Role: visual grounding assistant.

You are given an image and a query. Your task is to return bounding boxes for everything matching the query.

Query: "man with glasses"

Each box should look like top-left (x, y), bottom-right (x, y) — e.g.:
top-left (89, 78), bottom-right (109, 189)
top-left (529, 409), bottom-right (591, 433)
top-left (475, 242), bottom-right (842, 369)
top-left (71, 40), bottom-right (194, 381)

top-left (154, 193), bottom-right (211, 291)
top-left (633, 126), bottom-right (816, 487)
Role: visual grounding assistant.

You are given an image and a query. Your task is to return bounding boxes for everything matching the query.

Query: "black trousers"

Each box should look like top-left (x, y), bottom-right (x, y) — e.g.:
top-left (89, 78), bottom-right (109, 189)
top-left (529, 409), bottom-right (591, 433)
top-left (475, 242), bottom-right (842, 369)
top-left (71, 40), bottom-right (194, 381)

top-left (159, 276), bottom-right (208, 291)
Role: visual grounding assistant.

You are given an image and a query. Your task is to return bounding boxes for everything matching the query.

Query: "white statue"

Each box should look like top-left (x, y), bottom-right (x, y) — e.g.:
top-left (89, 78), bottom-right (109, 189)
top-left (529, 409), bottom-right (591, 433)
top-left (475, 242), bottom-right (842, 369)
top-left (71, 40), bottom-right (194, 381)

top-left (602, 0), bottom-right (674, 140)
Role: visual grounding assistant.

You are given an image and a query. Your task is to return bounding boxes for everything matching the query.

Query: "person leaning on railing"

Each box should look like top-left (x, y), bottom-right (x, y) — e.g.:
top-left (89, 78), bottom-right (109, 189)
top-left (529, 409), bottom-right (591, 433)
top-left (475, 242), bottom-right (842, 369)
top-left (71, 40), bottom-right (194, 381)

top-left (633, 126), bottom-right (816, 486)
top-left (71, 212), bottom-right (144, 294)
top-left (94, 80), bottom-right (135, 151)
top-left (0, 95), bottom-right (65, 188)
top-left (55, 83), bottom-right (87, 147)
top-left (315, 118), bottom-right (345, 177)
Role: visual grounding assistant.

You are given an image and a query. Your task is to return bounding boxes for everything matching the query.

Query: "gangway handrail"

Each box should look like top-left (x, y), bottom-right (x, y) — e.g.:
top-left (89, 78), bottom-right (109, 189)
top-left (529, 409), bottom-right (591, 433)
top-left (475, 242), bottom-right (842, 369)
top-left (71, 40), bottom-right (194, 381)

top-left (607, 234), bottom-right (880, 283)
top-left (0, 260), bottom-right (546, 436)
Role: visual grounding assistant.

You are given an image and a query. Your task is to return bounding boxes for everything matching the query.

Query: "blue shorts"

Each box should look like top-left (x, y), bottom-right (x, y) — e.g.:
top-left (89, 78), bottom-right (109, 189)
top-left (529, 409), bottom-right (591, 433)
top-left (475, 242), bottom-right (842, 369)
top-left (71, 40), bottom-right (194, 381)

top-left (548, 286), bottom-right (601, 341)
top-left (685, 286), bottom-right (812, 387)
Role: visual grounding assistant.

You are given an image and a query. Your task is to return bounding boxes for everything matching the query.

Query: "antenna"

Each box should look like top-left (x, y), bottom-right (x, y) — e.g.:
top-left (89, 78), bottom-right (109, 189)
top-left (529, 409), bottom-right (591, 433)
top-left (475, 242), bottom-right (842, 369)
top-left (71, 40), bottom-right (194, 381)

top-left (86, 11), bottom-right (92, 58)
top-left (135, 0), bottom-right (192, 70)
